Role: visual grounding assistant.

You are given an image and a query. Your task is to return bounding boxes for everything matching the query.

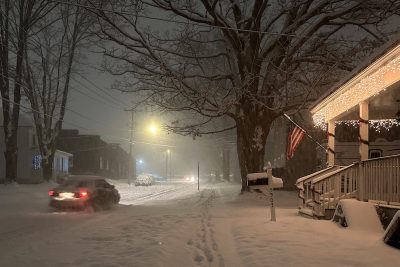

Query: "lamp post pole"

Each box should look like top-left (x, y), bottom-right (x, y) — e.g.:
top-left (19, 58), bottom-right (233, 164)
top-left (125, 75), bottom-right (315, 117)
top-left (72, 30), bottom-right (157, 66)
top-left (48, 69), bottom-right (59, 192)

top-left (125, 109), bottom-right (135, 185)
top-left (165, 149), bottom-right (171, 179)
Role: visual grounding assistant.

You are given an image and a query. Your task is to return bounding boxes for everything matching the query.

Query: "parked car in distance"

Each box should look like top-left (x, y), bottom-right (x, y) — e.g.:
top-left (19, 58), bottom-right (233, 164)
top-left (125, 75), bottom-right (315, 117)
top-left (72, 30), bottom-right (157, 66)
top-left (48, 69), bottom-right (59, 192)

top-left (48, 175), bottom-right (120, 211)
top-left (135, 174), bottom-right (154, 186)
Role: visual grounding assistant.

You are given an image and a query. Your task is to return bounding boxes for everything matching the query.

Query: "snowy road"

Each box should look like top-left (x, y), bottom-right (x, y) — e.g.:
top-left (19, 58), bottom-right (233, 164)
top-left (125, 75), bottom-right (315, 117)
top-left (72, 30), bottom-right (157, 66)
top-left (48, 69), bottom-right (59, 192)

top-left (113, 180), bottom-right (198, 205)
top-left (0, 181), bottom-right (399, 267)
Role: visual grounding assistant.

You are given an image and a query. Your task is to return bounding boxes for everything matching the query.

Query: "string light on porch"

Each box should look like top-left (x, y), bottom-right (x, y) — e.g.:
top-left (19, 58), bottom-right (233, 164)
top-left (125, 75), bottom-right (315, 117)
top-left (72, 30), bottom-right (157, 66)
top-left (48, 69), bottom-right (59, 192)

top-left (335, 119), bottom-right (400, 132)
top-left (313, 51), bottom-right (400, 127)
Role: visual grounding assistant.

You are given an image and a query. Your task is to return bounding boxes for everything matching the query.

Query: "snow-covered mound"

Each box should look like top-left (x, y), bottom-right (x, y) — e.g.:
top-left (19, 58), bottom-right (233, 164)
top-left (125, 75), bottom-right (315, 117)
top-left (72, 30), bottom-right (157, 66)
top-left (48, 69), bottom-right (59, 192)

top-left (334, 199), bottom-right (383, 234)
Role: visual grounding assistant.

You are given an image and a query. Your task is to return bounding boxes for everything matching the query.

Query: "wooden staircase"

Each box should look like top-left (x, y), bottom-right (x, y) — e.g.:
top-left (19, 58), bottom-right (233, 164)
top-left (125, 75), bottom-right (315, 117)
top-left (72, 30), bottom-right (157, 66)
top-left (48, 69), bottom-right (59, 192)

top-left (296, 154), bottom-right (400, 219)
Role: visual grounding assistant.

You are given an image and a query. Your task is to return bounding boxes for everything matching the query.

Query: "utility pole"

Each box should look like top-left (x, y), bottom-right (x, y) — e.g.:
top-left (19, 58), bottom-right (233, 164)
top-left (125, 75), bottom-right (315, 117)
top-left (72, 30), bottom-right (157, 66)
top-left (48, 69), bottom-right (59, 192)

top-left (197, 161), bottom-right (200, 191)
top-left (126, 109), bottom-right (135, 185)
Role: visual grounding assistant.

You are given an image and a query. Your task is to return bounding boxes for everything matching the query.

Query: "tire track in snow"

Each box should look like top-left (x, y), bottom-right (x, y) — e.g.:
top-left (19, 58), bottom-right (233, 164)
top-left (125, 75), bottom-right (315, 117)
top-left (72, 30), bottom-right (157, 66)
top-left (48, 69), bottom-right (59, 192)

top-left (120, 183), bottom-right (194, 204)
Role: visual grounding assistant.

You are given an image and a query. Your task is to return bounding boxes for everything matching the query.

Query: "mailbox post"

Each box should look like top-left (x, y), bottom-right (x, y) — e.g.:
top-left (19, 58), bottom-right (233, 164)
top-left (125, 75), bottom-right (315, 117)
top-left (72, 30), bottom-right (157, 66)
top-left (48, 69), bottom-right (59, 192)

top-left (247, 162), bottom-right (282, 222)
top-left (266, 162), bottom-right (276, 222)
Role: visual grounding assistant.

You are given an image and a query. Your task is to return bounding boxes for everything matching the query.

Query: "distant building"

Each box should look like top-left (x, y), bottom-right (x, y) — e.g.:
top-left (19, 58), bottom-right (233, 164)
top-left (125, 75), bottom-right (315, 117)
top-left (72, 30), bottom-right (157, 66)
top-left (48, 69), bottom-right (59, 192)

top-left (56, 130), bottom-right (130, 179)
top-left (53, 150), bottom-right (73, 183)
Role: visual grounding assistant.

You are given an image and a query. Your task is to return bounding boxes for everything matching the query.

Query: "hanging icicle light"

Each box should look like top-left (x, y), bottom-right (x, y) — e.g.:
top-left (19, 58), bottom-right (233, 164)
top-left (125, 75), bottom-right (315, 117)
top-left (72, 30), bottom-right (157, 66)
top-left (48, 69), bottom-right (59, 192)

top-left (312, 47), bottom-right (400, 128)
top-left (335, 119), bottom-right (400, 132)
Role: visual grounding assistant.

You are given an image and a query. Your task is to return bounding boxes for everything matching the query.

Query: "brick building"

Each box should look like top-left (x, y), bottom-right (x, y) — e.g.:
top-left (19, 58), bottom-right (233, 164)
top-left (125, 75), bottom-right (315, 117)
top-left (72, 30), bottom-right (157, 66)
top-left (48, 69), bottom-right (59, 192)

top-left (57, 130), bottom-right (130, 179)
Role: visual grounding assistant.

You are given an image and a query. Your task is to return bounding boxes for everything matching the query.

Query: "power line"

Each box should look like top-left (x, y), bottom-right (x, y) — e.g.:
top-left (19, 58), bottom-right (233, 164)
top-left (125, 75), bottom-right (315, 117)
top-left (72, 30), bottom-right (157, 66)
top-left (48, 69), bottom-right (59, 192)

top-left (0, 8), bottom-right (127, 113)
top-left (75, 72), bottom-right (130, 108)
top-left (51, 0), bottom-right (363, 44)
top-left (69, 83), bottom-right (123, 111)
top-left (0, 94), bottom-right (179, 148)
top-left (0, 7), bottom-right (237, 150)
top-left (1, 74), bottom-right (235, 150)
top-left (0, 71), bottom-right (115, 127)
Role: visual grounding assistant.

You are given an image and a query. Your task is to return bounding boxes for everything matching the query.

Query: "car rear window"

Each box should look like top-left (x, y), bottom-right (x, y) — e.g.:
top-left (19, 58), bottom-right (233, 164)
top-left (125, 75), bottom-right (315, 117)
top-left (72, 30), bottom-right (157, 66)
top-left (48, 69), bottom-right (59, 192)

top-left (95, 179), bottom-right (111, 188)
top-left (62, 179), bottom-right (92, 187)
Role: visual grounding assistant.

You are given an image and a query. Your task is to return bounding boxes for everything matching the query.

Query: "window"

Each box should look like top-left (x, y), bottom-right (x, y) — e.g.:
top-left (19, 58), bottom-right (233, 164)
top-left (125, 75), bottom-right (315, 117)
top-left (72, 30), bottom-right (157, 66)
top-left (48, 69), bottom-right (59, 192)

top-left (99, 156), bottom-right (103, 169)
top-left (369, 149), bottom-right (382, 159)
top-left (95, 179), bottom-right (111, 188)
top-left (32, 154), bottom-right (42, 170)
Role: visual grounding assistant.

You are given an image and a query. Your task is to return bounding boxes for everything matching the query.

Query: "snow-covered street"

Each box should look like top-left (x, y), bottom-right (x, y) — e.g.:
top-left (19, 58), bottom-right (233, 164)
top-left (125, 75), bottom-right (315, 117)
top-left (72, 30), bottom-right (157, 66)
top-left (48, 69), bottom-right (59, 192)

top-left (0, 181), bottom-right (399, 267)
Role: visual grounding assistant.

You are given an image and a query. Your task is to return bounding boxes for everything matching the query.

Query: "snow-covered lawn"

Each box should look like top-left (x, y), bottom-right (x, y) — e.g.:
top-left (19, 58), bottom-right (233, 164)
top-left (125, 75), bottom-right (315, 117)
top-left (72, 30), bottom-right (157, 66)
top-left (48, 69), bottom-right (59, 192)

top-left (0, 181), bottom-right (398, 267)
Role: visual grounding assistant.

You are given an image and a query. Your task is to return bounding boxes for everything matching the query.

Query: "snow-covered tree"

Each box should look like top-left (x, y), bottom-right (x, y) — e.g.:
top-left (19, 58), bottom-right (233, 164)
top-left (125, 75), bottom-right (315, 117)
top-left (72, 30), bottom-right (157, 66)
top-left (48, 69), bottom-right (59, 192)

top-left (92, 0), bottom-right (399, 191)
top-left (0, 0), bottom-right (56, 183)
top-left (22, 2), bottom-right (92, 181)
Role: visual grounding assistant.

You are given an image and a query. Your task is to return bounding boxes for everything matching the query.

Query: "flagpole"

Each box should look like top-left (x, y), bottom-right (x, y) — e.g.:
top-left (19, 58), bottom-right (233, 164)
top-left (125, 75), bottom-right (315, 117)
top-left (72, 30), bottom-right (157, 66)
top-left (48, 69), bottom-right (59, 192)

top-left (283, 113), bottom-right (328, 153)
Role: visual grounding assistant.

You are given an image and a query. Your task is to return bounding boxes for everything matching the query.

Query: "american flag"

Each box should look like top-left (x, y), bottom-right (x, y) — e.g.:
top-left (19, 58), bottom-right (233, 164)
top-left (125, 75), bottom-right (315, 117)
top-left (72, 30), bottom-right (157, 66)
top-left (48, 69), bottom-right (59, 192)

top-left (286, 126), bottom-right (305, 160)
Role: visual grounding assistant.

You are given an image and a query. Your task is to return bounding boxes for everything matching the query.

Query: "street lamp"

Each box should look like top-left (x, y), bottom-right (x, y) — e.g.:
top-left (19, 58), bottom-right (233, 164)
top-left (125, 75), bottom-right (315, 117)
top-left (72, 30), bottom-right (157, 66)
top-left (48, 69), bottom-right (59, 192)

top-left (137, 159), bottom-right (144, 174)
top-left (148, 123), bottom-right (159, 135)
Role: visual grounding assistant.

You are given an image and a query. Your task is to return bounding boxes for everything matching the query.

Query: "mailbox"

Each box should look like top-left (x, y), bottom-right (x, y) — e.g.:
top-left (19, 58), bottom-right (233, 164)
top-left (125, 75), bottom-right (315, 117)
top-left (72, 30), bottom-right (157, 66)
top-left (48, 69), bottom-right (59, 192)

top-left (247, 172), bottom-right (283, 190)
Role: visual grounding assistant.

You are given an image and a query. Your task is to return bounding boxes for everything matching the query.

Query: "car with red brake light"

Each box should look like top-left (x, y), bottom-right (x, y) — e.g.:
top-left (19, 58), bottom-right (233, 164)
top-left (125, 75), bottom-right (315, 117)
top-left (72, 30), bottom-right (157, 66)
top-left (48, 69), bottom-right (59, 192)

top-left (48, 175), bottom-right (120, 211)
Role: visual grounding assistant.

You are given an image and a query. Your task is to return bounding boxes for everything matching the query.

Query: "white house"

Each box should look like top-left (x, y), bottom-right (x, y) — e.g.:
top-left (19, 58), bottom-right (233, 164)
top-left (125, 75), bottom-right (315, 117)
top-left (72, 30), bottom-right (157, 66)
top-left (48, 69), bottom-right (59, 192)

top-left (0, 113), bottom-right (72, 183)
top-left (296, 37), bottom-right (400, 218)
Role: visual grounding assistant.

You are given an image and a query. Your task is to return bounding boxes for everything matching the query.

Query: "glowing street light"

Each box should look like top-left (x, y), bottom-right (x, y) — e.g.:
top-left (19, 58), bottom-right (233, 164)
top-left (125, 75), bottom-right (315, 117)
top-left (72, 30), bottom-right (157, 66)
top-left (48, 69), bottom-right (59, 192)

top-left (138, 159), bottom-right (143, 164)
top-left (148, 123), bottom-right (159, 135)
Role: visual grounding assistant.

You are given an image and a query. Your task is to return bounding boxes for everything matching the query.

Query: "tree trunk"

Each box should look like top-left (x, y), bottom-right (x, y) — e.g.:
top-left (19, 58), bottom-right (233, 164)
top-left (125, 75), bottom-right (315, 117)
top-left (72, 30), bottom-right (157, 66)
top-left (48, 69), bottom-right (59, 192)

top-left (42, 155), bottom-right (54, 182)
top-left (4, 134), bottom-right (18, 183)
top-left (236, 114), bottom-right (274, 192)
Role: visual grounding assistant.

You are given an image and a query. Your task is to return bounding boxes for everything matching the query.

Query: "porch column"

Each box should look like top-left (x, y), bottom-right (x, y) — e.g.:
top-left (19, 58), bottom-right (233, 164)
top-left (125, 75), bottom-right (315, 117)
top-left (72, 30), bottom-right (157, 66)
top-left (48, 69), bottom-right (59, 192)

top-left (359, 101), bottom-right (369, 161)
top-left (327, 120), bottom-right (335, 166)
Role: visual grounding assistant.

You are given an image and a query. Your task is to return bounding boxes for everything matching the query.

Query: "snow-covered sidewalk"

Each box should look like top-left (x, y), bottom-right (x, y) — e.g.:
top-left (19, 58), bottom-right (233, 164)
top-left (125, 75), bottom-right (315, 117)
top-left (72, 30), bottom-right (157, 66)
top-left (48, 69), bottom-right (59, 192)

top-left (0, 182), bottom-right (398, 267)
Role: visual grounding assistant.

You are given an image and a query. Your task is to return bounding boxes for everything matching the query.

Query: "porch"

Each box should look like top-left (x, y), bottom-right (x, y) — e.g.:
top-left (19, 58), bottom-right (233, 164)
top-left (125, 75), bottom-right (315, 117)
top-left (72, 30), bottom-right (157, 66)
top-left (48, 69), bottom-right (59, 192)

top-left (297, 154), bottom-right (400, 218)
top-left (297, 38), bottom-right (400, 218)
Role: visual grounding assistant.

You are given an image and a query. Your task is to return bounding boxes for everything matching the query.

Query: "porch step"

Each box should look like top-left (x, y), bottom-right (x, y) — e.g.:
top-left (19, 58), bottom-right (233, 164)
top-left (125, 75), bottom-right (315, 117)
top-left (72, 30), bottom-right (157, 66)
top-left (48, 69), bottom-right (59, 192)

top-left (298, 208), bottom-right (315, 218)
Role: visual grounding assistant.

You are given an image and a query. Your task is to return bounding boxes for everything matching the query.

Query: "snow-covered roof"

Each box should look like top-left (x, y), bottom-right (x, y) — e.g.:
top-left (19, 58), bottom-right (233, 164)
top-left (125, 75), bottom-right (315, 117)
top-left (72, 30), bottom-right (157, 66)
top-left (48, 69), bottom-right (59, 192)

top-left (311, 34), bottom-right (400, 125)
top-left (55, 149), bottom-right (73, 157)
top-left (311, 35), bottom-right (400, 111)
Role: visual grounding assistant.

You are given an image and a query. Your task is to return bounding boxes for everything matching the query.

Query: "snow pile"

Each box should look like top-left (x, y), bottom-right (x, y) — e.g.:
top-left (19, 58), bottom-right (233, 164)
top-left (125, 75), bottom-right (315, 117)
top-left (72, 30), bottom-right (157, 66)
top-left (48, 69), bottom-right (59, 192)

top-left (383, 210), bottom-right (400, 248)
top-left (336, 199), bottom-right (383, 234)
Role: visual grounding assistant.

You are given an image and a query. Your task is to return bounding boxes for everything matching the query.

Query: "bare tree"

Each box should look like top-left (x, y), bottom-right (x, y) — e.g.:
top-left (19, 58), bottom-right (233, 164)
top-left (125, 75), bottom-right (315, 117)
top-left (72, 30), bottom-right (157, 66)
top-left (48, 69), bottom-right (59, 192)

top-left (91, 0), bottom-right (399, 191)
top-left (0, 0), bottom-right (55, 183)
top-left (22, 2), bottom-right (92, 181)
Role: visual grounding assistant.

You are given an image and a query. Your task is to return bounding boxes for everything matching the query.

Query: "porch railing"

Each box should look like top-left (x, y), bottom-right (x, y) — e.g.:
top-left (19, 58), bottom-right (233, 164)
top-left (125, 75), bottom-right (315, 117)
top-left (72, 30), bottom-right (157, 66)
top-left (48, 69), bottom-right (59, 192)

top-left (296, 166), bottom-right (343, 209)
top-left (359, 154), bottom-right (400, 204)
top-left (311, 164), bottom-right (358, 216)
top-left (302, 154), bottom-right (400, 217)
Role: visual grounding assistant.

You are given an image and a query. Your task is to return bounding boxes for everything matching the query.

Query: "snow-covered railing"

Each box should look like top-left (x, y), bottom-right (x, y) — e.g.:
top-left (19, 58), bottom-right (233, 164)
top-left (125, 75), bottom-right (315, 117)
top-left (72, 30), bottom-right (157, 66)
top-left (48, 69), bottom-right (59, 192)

top-left (296, 166), bottom-right (343, 209)
top-left (306, 154), bottom-right (400, 217)
top-left (359, 154), bottom-right (400, 204)
top-left (311, 164), bottom-right (358, 216)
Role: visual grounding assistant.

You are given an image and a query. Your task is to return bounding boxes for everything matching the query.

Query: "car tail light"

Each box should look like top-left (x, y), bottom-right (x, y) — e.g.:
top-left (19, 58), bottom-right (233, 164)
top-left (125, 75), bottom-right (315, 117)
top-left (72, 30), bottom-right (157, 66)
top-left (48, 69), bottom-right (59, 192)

top-left (48, 190), bottom-right (56, 197)
top-left (77, 190), bottom-right (89, 198)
